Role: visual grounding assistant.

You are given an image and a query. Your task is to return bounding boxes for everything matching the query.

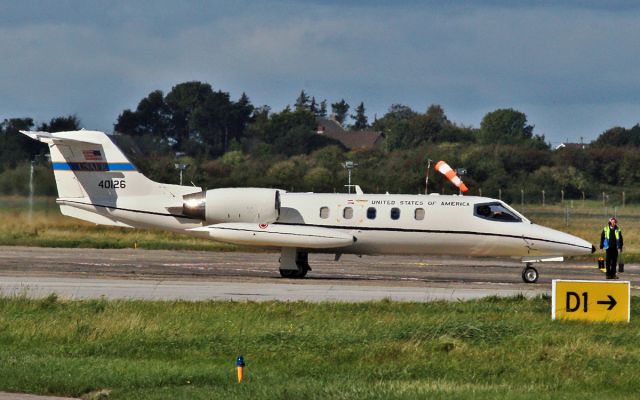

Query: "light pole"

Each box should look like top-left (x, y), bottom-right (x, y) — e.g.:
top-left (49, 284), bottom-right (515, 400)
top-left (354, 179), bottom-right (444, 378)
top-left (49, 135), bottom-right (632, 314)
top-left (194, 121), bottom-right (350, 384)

top-left (28, 159), bottom-right (35, 223)
top-left (342, 161), bottom-right (358, 193)
top-left (174, 163), bottom-right (188, 186)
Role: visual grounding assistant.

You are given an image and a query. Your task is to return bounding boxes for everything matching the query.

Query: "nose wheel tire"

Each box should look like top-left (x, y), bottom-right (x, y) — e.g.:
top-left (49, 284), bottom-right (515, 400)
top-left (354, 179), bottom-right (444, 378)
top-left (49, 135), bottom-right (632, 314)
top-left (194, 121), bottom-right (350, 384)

top-left (522, 264), bottom-right (539, 284)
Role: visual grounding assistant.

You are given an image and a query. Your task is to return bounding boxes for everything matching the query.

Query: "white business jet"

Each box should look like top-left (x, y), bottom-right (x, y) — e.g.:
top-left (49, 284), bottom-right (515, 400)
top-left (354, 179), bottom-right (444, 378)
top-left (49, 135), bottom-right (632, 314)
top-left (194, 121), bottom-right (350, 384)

top-left (22, 130), bottom-right (594, 283)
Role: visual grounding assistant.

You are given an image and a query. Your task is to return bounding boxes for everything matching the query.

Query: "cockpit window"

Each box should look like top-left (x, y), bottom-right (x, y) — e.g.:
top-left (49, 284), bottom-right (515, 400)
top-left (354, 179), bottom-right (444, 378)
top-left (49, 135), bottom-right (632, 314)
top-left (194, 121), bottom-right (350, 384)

top-left (474, 202), bottom-right (522, 222)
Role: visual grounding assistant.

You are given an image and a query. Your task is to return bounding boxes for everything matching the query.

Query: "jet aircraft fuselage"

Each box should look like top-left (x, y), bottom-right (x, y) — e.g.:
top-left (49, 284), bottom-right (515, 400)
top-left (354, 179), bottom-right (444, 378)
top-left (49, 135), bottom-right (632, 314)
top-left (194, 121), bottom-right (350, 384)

top-left (22, 129), bottom-right (594, 282)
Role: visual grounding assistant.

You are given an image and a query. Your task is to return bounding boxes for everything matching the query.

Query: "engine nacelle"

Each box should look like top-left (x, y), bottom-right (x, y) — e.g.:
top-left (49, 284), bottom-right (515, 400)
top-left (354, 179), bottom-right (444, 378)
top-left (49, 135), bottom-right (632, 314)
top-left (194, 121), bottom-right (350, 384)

top-left (183, 188), bottom-right (281, 224)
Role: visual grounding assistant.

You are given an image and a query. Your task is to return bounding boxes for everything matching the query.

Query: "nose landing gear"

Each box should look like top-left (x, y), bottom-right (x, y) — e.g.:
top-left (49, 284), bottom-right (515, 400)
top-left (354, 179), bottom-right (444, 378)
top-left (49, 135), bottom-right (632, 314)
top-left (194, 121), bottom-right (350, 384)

top-left (521, 263), bottom-right (539, 284)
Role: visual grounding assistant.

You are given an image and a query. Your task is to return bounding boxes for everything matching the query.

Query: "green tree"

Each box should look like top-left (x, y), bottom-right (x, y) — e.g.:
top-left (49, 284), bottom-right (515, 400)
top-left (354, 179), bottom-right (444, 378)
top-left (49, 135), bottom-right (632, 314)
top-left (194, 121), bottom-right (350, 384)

top-left (351, 102), bottom-right (368, 130)
top-left (304, 166), bottom-right (333, 192)
top-left (221, 150), bottom-right (245, 166)
top-left (165, 81), bottom-right (217, 152)
top-left (38, 115), bottom-right (81, 132)
top-left (593, 125), bottom-right (640, 147)
top-left (267, 159), bottom-right (302, 186)
top-left (319, 100), bottom-right (327, 117)
top-left (411, 105), bottom-right (446, 143)
top-left (246, 105), bottom-right (271, 142)
top-left (0, 118), bottom-right (44, 168)
top-left (309, 97), bottom-right (318, 115)
top-left (478, 108), bottom-right (535, 145)
top-left (425, 104), bottom-right (449, 126)
top-left (372, 104), bottom-right (418, 150)
top-left (331, 99), bottom-right (349, 125)
top-left (222, 92), bottom-right (254, 153)
top-left (117, 82), bottom-right (253, 158)
top-left (295, 90), bottom-right (310, 112)
top-left (115, 90), bottom-right (171, 138)
top-left (310, 145), bottom-right (345, 171)
top-left (264, 109), bottom-right (341, 156)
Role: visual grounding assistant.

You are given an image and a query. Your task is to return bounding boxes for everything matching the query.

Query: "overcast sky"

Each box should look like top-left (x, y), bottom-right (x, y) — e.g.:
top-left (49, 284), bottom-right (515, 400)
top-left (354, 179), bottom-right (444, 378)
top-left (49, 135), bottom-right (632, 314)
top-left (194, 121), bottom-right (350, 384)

top-left (1, 0), bottom-right (639, 145)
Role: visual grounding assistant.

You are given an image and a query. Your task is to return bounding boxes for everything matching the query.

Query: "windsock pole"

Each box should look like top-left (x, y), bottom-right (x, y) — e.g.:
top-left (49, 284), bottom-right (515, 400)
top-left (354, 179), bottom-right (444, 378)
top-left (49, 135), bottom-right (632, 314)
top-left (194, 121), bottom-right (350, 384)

top-left (435, 161), bottom-right (469, 193)
top-left (425, 159), bottom-right (433, 194)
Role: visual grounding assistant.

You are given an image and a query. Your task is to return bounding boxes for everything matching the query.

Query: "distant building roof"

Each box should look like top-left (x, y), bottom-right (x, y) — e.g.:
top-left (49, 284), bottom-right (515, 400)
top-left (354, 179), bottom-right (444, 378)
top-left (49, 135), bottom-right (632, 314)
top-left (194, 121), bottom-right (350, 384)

top-left (316, 117), bottom-right (384, 151)
top-left (555, 142), bottom-right (586, 150)
top-left (316, 117), bottom-right (345, 136)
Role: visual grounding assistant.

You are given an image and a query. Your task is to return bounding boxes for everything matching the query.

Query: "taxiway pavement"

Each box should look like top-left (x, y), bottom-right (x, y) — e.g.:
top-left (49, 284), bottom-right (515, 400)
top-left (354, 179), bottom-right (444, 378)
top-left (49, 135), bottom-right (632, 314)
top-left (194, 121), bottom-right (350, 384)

top-left (0, 246), bottom-right (634, 302)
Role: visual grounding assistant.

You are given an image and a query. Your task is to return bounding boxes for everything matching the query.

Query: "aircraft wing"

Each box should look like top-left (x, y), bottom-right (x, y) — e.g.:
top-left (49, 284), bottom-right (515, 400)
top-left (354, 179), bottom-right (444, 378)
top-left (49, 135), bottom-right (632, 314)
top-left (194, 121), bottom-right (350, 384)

top-left (189, 223), bottom-right (355, 249)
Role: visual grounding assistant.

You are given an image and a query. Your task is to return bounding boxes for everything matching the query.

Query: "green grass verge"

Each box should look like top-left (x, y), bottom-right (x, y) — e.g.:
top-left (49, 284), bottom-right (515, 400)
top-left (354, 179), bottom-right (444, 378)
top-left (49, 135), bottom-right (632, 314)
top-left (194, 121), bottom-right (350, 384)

top-left (1, 295), bottom-right (640, 399)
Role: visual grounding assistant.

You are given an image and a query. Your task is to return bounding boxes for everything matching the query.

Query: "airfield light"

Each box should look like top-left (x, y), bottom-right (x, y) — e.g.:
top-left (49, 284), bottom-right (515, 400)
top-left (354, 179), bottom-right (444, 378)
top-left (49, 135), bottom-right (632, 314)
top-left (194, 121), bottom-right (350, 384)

top-left (342, 161), bottom-right (358, 194)
top-left (236, 355), bottom-right (245, 383)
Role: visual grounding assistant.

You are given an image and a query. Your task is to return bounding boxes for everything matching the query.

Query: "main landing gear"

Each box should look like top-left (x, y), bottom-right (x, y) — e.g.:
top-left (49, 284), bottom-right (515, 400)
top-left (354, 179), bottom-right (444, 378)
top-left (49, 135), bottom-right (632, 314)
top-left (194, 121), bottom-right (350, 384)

top-left (521, 263), bottom-right (539, 284)
top-left (279, 248), bottom-right (311, 279)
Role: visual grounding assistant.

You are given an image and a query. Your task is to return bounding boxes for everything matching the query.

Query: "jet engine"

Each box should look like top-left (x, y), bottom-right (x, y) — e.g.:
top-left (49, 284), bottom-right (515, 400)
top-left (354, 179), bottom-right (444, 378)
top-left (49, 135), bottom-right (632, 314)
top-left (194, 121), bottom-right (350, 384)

top-left (182, 188), bottom-right (281, 224)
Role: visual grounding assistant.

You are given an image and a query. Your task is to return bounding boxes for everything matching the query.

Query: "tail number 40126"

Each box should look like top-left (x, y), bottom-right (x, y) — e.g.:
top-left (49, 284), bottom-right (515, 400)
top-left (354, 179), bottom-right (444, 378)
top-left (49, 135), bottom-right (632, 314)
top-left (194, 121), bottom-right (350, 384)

top-left (98, 179), bottom-right (126, 189)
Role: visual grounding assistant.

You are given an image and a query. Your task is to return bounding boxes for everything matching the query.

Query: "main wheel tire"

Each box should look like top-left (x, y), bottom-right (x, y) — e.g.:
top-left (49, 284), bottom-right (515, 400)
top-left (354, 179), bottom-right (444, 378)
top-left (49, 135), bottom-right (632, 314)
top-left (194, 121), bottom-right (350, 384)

top-left (279, 267), bottom-right (308, 279)
top-left (522, 266), bottom-right (539, 284)
top-left (294, 267), bottom-right (308, 278)
top-left (279, 269), bottom-right (299, 278)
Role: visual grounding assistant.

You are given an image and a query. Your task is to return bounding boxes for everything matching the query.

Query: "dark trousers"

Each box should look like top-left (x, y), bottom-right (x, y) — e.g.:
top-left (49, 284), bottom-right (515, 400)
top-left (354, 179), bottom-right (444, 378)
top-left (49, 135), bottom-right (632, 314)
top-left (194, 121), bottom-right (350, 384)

top-left (606, 249), bottom-right (618, 278)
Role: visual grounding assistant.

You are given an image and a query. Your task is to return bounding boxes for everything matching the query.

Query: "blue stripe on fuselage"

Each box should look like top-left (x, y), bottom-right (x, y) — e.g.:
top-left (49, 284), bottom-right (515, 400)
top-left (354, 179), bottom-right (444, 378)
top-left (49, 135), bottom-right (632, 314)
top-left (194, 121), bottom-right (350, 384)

top-left (52, 162), bottom-right (137, 171)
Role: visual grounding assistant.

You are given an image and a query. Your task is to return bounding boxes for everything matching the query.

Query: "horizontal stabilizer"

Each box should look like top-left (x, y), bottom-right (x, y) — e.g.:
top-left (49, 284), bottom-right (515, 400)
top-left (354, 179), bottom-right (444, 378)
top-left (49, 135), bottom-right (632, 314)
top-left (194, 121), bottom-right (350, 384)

top-left (20, 130), bottom-right (104, 145)
top-left (59, 204), bottom-right (134, 228)
top-left (189, 223), bottom-right (356, 249)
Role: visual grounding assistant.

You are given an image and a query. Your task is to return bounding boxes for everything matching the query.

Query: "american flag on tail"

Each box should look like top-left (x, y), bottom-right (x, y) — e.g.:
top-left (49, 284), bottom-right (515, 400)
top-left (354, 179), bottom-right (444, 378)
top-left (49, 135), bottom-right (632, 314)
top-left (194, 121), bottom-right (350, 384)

top-left (82, 150), bottom-right (103, 161)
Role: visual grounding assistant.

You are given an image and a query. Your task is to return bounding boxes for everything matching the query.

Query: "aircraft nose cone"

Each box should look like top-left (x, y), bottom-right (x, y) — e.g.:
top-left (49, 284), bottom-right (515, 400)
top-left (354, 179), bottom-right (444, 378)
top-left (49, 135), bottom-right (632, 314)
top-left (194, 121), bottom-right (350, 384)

top-left (530, 224), bottom-right (593, 256)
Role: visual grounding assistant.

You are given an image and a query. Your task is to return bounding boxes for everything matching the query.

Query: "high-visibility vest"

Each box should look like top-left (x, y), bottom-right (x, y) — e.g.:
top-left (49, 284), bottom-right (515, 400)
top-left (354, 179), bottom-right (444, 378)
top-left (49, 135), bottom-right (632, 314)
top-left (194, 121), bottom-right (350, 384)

top-left (603, 226), bottom-right (621, 249)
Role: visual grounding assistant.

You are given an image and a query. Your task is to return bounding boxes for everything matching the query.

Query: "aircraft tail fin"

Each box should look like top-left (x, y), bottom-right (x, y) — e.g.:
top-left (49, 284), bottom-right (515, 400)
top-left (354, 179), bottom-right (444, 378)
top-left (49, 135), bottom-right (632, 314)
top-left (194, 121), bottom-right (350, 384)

top-left (20, 130), bottom-right (198, 201)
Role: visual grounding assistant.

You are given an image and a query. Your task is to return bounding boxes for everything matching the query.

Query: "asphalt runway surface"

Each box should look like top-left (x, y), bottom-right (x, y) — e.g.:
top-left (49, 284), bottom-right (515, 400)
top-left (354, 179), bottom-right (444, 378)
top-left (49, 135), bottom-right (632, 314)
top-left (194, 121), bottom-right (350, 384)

top-left (0, 246), bottom-right (635, 302)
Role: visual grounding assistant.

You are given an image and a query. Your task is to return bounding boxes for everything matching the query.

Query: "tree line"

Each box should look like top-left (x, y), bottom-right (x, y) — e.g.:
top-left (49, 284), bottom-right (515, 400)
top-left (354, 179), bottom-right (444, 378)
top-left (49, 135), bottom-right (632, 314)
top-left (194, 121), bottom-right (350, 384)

top-left (1, 80), bottom-right (640, 204)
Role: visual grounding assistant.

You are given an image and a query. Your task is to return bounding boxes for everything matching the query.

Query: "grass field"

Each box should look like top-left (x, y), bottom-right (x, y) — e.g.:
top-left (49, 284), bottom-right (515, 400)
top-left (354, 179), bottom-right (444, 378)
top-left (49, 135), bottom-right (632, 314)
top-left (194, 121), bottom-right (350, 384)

top-left (0, 295), bottom-right (639, 399)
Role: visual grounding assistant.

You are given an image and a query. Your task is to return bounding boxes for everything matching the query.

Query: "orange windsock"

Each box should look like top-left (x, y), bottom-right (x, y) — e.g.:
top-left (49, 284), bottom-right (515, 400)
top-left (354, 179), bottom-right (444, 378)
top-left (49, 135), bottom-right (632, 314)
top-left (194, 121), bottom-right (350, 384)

top-left (435, 160), bottom-right (469, 193)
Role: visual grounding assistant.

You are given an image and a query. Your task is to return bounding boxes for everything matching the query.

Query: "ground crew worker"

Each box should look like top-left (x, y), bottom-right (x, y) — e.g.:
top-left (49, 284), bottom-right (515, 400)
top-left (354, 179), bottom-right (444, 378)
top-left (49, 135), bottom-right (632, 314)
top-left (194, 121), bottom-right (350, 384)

top-left (600, 217), bottom-right (623, 279)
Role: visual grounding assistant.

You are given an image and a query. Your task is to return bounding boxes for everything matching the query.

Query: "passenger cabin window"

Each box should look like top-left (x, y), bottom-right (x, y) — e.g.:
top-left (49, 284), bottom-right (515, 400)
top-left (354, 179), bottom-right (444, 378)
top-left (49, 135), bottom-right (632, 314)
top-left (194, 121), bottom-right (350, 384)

top-left (367, 207), bottom-right (377, 220)
top-left (320, 207), bottom-right (330, 219)
top-left (343, 207), bottom-right (353, 219)
top-left (414, 208), bottom-right (425, 220)
top-left (390, 207), bottom-right (400, 220)
top-left (474, 202), bottom-right (521, 222)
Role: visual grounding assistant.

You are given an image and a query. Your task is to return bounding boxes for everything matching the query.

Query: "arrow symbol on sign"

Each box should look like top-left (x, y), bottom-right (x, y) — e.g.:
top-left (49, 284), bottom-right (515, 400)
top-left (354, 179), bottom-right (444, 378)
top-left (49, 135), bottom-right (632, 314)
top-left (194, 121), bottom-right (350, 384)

top-left (597, 295), bottom-right (617, 310)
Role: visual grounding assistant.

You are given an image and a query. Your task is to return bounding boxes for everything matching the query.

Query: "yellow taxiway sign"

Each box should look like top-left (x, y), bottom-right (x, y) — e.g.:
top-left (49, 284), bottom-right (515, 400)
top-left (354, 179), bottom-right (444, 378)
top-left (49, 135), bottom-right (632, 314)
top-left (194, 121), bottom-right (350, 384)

top-left (552, 280), bottom-right (630, 322)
